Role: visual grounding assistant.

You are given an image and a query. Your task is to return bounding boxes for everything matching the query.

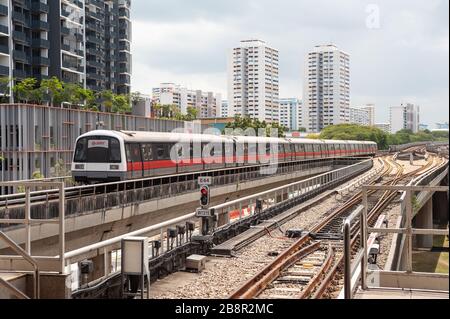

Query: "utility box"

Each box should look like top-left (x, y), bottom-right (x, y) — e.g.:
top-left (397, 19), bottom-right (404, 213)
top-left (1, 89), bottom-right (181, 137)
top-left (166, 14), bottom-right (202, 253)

top-left (122, 237), bottom-right (149, 275)
top-left (121, 237), bottom-right (150, 299)
top-left (186, 255), bottom-right (207, 273)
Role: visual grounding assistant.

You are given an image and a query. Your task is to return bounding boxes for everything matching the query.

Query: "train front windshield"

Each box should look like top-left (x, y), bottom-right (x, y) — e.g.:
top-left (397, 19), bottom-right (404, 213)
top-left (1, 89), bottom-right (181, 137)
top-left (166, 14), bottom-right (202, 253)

top-left (74, 137), bottom-right (121, 163)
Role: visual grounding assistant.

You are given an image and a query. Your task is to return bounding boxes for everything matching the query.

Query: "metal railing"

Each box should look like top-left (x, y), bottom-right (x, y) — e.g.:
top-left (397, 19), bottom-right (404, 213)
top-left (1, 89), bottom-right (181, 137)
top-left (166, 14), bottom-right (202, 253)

top-left (344, 185), bottom-right (449, 299)
top-left (212, 159), bottom-right (373, 228)
top-left (336, 159), bottom-right (385, 200)
top-left (0, 182), bottom-right (66, 299)
top-left (0, 232), bottom-right (39, 299)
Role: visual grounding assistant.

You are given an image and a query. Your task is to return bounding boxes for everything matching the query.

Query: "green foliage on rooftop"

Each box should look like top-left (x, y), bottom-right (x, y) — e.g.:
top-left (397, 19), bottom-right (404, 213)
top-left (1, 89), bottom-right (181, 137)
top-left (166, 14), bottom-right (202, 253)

top-left (0, 76), bottom-right (133, 115)
top-left (223, 115), bottom-right (288, 138)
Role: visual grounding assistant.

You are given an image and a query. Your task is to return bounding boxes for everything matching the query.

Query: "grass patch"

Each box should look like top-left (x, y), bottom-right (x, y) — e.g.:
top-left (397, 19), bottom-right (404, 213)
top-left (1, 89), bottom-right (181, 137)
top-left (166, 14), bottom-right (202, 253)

top-left (413, 235), bottom-right (449, 274)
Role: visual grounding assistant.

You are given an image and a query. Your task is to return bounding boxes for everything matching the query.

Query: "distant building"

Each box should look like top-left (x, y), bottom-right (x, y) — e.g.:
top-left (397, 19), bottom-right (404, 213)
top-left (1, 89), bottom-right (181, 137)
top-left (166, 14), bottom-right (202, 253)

top-left (303, 44), bottom-right (350, 133)
top-left (279, 98), bottom-right (302, 131)
top-left (390, 103), bottom-right (420, 133)
top-left (220, 100), bottom-right (229, 118)
top-left (436, 122), bottom-right (449, 130)
top-left (350, 107), bottom-right (373, 126)
top-left (227, 40), bottom-right (279, 122)
top-left (152, 83), bottom-right (221, 119)
top-left (349, 104), bottom-right (375, 126)
top-left (419, 124), bottom-right (429, 131)
top-left (375, 123), bottom-right (391, 134)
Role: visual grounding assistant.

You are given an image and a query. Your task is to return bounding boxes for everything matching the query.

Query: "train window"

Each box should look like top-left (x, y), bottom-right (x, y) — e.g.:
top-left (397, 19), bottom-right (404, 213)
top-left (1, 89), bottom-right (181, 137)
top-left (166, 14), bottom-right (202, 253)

top-left (314, 145), bottom-right (321, 155)
top-left (74, 138), bottom-right (87, 162)
top-left (141, 144), bottom-right (153, 161)
top-left (110, 139), bottom-right (121, 162)
top-left (298, 144), bottom-right (305, 154)
top-left (278, 144), bottom-right (284, 154)
top-left (75, 137), bottom-right (122, 163)
top-left (155, 144), bottom-right (168, 160)
top-left (126, 144), bottom-right (142, 163)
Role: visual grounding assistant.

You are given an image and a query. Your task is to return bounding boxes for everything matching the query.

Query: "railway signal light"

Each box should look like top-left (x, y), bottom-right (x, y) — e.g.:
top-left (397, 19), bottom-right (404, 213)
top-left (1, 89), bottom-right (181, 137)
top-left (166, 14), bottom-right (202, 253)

top-left (200, 185), bottom-right (210, 207)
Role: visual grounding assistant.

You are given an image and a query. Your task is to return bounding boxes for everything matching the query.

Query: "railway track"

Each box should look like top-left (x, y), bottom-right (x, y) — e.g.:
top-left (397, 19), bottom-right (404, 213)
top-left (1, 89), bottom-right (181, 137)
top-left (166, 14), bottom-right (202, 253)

top-left (230, 150), bottom-right (446, 300)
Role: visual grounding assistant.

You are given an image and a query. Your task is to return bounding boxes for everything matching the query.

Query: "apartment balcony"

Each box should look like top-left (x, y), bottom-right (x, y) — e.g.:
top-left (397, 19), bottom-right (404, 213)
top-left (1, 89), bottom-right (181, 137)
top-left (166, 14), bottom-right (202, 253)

top-left (13, 69), bottom-right (29, 79)
top-left (0, 24), bottom-right (8, 35)
top-left (86, 48), bottom-right (103, 57)
top-left (87, 0), bottom-right (104, 8)
top-left (87, 60), bottom-right (104, 68)
top-left (31, 1), bottom-right (49, 13)
top-left (13, 31), bottom-right (30, 43)
top-left (117, 65), bottom-right (131, 74)
top-left (87, 10), bottom-right (103, 21)
top-left (61, 26), bottom-right (71, 36)
top-left (32, 56), bottom-right (50, 65)
top-left (31, 20), bottom-right (49, 31)
top-left (0, 4), bottom-right (8, 16)
top-left (32, 38), bottom-right (50, 48)
top-left (13, 50), bottom-right (30, 63)
top-left (87, 72), bottom-right (103, 81)
top-left (0, 44), bottom-right (8, 55)
top-left (62, 61), bottom-right (84, 73)
top-left (0, 65), bottom-right (9, 76)
top-left (116, 77), bottom-right (130, 85)
top-left (86, 35), bottom-right (103, 45)
top-left (12, 11), bottom-right (28, 24)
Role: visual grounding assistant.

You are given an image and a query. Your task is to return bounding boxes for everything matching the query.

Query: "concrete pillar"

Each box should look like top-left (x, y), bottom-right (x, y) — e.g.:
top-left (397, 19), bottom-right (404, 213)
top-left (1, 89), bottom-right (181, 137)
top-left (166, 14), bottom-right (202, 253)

top-left (415, 198), bottom-right (434, 250)
top-left (433, 191), bottom-right (449, 226)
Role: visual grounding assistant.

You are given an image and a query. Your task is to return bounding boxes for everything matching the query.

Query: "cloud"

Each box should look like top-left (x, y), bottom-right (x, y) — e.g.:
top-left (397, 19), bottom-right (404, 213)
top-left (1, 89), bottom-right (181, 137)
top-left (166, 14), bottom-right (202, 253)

top-left (131, 0), bottom-right (449, 128)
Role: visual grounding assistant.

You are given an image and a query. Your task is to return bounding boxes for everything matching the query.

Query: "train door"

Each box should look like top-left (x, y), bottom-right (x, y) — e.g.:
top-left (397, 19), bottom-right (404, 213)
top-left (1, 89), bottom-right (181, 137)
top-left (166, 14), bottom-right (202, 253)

top-left (126, 143), bottom-right (143, 179)
top-left (278, 143), bottom-right (285, 162)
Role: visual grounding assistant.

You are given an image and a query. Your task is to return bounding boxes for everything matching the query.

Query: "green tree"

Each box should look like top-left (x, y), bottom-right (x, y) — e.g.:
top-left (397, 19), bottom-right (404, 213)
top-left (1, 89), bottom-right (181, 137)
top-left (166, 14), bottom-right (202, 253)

top-left (112, 94), bottom-right (131, 114)
top-left (30, 86), bottom-right (45, 105)
top-left (131, 91), bottom-right (144, 107)
top-left (99, 90), bottom-right (114, 112)
top-left (40, 77), bottom-right (64, 106)
top-left (76, 87), bottom-right (96, 109)
top-left (152, 103), bottom-right (162, 118)
top-left (224, 115), bottom-right (287, 137)
top-left (13, 78), bottom-right (37, 103)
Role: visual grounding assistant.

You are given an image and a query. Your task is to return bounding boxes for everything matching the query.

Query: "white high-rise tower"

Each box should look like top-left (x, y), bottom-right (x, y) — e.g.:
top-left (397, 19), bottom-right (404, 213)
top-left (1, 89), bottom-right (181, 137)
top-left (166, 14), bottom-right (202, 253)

top-left (227, 40), bottom-right (279, 122)
top-left (303, 44), bottom-right (350, 132)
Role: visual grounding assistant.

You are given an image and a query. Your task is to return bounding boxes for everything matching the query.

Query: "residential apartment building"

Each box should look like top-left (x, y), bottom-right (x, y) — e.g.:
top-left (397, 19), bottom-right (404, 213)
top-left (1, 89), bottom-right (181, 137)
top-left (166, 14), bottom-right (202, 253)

top-left (375, 123), bottom-right (391, 134)
top-left (0, 0), bottom-right (131, 97)
top-left (390, 103), bottom-right (420, 133)
top-left (85, 0), bottom-right (132, 94)
top-left (220, 100), bottom-right (228, 118)
top-left (303, 44), bottom-right (350, 133)
top-left (0, 103), bottom-right (199, 194)
top-left (227, 39), bottom-right (279, 123)
top-left (152, 83), bottom-right (221, 119)
top-left (350, 104), bottom-right (375, 127)
top-left (279, 98), bottom-right (302, 131)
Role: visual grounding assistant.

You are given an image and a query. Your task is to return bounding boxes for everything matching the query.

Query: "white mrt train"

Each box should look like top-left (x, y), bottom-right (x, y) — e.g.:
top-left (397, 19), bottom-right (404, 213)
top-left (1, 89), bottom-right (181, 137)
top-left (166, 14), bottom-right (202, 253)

top-left (71, 130), bottom-right (378, 183)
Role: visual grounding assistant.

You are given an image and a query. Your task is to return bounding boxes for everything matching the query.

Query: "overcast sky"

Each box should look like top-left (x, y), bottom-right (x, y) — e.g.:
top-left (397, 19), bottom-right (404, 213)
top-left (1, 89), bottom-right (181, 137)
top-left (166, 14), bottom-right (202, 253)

top-left (131, 0), bottom-right (449, 128)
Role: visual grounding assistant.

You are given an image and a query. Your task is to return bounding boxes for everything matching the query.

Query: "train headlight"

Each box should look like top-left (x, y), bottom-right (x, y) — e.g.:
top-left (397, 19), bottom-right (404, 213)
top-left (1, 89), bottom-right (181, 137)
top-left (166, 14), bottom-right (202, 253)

top-left (75, 164), bottom-right (85, 170)
top-left (110, 165), bottom-right (120, 170)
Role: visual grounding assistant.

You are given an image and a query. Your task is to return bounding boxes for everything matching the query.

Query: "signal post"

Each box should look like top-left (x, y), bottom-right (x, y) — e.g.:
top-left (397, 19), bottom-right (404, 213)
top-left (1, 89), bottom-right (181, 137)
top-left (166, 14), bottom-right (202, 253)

top-left (194, 177), bottom-right (216, 244)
